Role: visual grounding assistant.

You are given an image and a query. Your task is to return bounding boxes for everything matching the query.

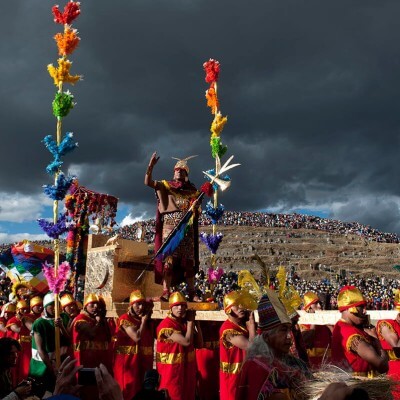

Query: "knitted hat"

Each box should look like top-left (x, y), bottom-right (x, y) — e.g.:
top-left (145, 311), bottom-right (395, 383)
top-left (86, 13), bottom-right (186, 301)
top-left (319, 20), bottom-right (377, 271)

top-left (43, 292), bottom-right (55, 308)
top-left (257, 289), bottom-right (291, 331)
top-left (129, 290), bottom-right (146, 305)
top-left (169, 292), bottom-right (187, 308)
top-left (337, 286), bottom-right (366, 312)
top-left (303, 291), bottom-right (320, 311)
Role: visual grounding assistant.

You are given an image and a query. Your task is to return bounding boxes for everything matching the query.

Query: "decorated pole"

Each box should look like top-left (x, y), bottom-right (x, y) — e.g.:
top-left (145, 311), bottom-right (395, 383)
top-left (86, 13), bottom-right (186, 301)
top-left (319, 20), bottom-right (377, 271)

top-left (202, 59), bottom-right (238, 295)
top-left (39, 1), bottom-right (81, 367)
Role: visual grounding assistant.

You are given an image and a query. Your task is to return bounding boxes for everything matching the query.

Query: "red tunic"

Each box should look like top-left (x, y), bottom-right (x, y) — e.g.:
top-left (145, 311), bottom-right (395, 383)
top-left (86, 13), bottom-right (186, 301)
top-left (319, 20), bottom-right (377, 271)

top-left (377, 318), bottom-right (400, 397)
top-left (332, 319), bottom-right (375, 376)
top-left (6, 316), bottom-right (32, 382)
top-left (300, 324), bottom-right (332, 369)
top-left (236, 355), bottom-right (309, 400)
top-left (28, 313), bottom-right (42, 322)
top-left (113, 313), bottom-right (154, 400)
top-left (71, 312), bottom-right (112, 371)
top-left (156, 316), bottom-right (196, 400)
top-left (219, 319), bottom-right (249, 400)
top-left (196, 321), bottom-right (221, 400)
top-left (0, 317), bottom-right (14, 338)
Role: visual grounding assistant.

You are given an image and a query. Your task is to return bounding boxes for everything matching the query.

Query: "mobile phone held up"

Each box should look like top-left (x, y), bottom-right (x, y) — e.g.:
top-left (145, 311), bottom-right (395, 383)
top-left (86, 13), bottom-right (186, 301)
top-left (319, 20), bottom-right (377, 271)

top-left (78, 368), bottom-right (97, 386)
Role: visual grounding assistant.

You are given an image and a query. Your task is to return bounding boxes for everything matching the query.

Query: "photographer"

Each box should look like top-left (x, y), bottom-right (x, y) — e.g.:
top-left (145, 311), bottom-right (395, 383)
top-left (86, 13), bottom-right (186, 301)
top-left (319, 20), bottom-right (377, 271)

top-left (156, 292), bottom-right (202, 400)
top-left (113, 290), bottom-right (154, 400)
top-left (0, 338), bottom-right (31, 400)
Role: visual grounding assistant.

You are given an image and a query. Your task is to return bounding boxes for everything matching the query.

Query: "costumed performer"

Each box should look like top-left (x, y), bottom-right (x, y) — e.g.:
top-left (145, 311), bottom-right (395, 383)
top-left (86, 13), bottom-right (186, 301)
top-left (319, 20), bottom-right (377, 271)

top-left (29, 296), bottom-right (44, 321)
top-left (6, 300), bottom-right (33, 382)
top-left (376, 289), bottom-right (400, 399)
top-left (196, 320), bottom-right (222, 400)
top-left (156, 291), bottom-right (202, 400)
top-left (331, 285), bottom-right (388, 376)
top-left (71, 293), bottom-right (112, 371)
top-left (236, 290), bottom-right (368, 400)
top-left (0, 303), bottom-right (16, 338)
top-left (145, 152), bottom-right (201, 301)
top-left (300, 291), bottom-right (332, 369)
top-left (219, 290), bottom-right (256, 400)
top-left (113, 289), bottom-right (154, 400)
top-left (29, 292), bottom-right (70, 393)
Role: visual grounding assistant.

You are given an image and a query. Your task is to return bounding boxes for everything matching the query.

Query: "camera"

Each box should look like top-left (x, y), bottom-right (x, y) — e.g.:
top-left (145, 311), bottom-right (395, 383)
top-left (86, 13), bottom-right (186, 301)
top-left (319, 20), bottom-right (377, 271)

top-left (20, 378), bottom-right (46, 398)
top-left (78, 368), bottom-right (97, 386)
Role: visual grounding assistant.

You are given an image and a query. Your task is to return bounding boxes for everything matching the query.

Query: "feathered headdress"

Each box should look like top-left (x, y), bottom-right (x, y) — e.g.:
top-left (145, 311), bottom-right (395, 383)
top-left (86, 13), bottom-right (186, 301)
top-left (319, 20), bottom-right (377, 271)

top-left (172, 155), bottom-right (198, 175)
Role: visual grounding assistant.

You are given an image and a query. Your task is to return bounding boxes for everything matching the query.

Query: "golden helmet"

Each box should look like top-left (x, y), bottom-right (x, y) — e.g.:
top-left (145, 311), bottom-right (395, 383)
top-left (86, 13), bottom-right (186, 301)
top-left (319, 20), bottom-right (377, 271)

top-left (83, 293), bottom-right (100, 308)
top-left (394, 290), bottom-right (400, 311)
top-left (16, 300), bottom-right (29, 311)
top-left (30, 296), bottom-right (43, 309)
top-left (303, 291), bottom-right (320, 311)
top-left (129, 290), bottom-right (146, 305)
top-left (2, 303), bottom-right (16, 313)
top-left (338, 286), bottom-right (366, 312)
top-left (60, 293), bottom-right (75, 309)
top-left (169, 292), bottom-right (187, 308)
top-left (223, 291), bottom-right (241, 314)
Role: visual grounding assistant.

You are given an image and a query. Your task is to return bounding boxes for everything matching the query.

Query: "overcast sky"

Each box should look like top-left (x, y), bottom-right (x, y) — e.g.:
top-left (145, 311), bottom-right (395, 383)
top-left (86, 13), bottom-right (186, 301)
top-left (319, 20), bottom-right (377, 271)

top-left (1, 0), bottom-right (400, 243)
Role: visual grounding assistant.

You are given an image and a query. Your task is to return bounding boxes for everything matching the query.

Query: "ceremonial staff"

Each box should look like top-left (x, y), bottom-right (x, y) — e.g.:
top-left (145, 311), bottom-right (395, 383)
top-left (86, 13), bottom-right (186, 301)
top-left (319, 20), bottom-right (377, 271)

top-left (39, 1), bottom-right (82, 367)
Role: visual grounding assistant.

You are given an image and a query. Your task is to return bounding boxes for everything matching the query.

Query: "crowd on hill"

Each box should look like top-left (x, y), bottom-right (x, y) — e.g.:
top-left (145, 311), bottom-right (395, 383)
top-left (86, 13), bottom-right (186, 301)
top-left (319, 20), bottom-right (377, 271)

top-left (115, 211), bottom-right (400, 244)
top-left (171, 268), bottom-right (400, 312)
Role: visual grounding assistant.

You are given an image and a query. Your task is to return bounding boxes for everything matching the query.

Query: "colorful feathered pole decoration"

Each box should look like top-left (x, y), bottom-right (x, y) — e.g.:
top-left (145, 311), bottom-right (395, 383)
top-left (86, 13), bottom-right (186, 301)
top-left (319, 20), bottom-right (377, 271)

top-left (39, 1), bottom-right (82, 368)
top-left (201, 60), bottom-right (240, 298)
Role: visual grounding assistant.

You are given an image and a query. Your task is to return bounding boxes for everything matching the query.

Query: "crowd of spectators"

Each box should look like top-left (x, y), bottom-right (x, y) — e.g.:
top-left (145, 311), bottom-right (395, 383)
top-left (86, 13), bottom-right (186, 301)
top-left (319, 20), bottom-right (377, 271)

top-left (0, 259), bottom-right (399, 311)
top-left (287, 273), bottom-right (400, 311)
top-left (173, 268), bottom-right (400, 311)
top-left (115, 211), bottom-right (400, 244)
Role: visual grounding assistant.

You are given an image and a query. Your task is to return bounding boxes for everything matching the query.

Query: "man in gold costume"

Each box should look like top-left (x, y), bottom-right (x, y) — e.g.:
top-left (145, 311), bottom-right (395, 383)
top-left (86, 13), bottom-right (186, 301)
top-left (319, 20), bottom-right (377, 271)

top-left (145, 152), bottom-right (200, 301)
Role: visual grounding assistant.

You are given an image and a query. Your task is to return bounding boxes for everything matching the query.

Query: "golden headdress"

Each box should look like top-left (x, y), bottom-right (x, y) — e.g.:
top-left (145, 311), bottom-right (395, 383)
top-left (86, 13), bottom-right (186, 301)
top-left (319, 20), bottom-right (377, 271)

top-left (169, 292), bottom-right (187, 308)
top-left (237, 268), bottom-right (300, 319)
top-left (303, 291), bottom-right (320, 311)
top-left (338, 286), bottom-right (366, 313)
top-left (394, 289), bottom-right (400, 311)
top-left (2, 303), bottom-right (16, 314)
top-left (275, 266), bottom-right (302, 319)
top-left (11, 281), bottom-right (30, 297)
top-left (172, 155), bottom-right (198, 175)
top-left (223, 289), bottom-right (257, 315)
top-left (223, 290), bottom-right (241, 314)
top-left (30, 296), bottom-right (43, 309)
top-left (60, 293), bottom-right (75, 309)
top-left (129, 289), bottom-right (146, 305)
top-left (84, 293), bottom-right (100, 308)
top-left (16, 300), bottom-right (29, 311)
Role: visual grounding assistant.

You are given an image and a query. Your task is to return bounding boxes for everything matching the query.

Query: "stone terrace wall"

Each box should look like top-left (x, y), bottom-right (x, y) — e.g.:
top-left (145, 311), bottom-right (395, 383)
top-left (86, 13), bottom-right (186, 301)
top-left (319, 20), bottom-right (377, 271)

top-left (198, 226), bottom-right (400, 277)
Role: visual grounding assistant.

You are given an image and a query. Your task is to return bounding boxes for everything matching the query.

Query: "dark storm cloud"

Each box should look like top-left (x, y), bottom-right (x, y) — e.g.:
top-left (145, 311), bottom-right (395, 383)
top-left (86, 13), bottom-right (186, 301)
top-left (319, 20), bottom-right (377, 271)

top-left (1, 0), bottom-right (400, 233)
